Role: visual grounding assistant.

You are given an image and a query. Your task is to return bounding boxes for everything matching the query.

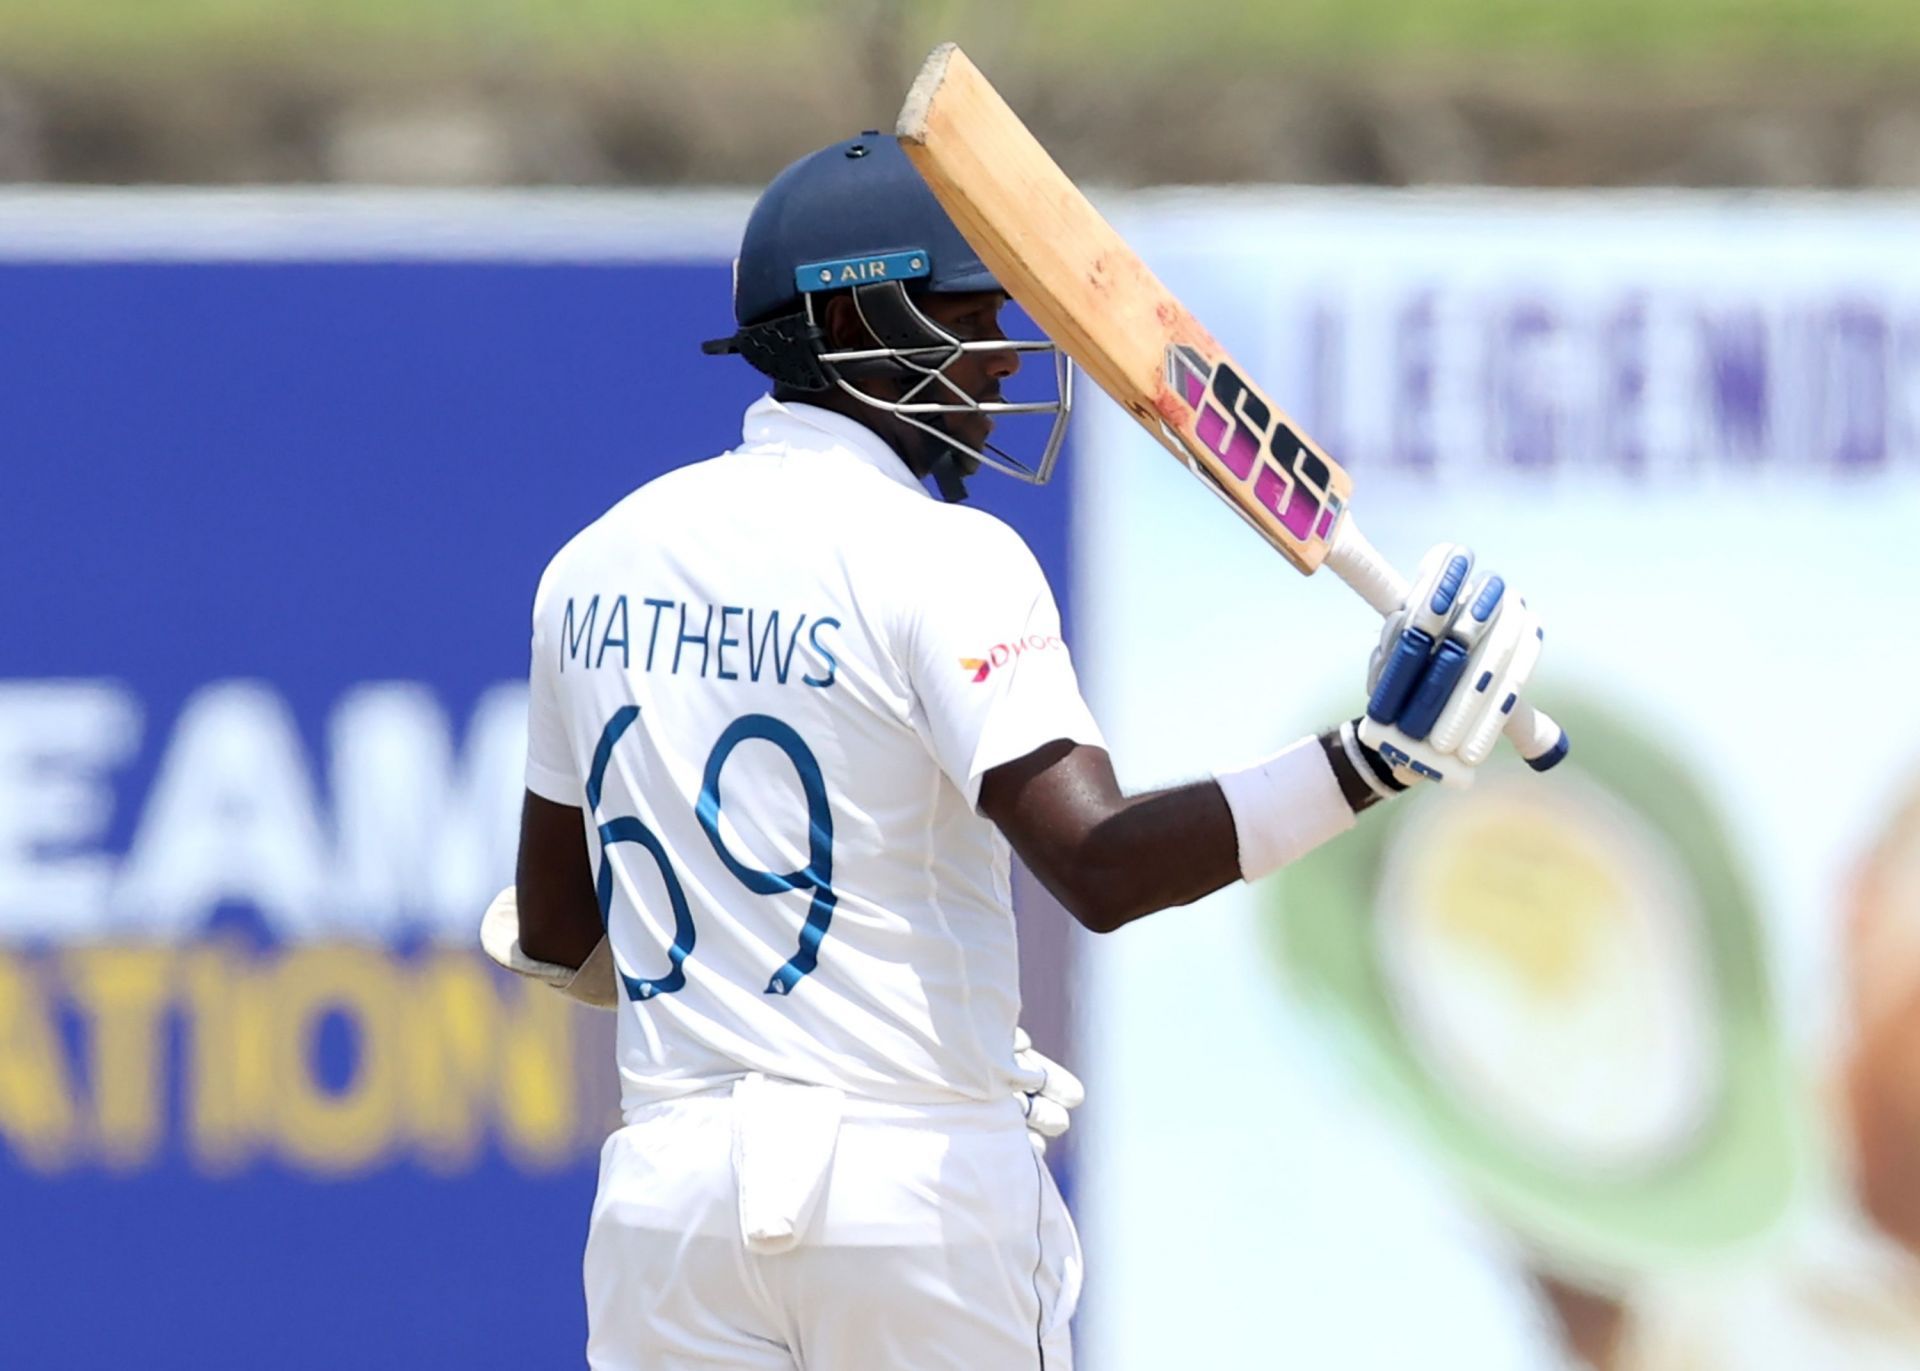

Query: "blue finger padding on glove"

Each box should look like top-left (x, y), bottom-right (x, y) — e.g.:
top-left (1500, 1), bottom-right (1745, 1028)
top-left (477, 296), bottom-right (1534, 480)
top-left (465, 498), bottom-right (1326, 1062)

top-left (1470, 576), bottom-right (1505, 622)
top-left (1368, 628), bottom-right (1434, 724)
top-left (1396, 639), bottom-right (1471, 740)
top-left (1476, 670), bottom-right (1493, 692)
top-left (1430, 555), bottom-right (1471, 616)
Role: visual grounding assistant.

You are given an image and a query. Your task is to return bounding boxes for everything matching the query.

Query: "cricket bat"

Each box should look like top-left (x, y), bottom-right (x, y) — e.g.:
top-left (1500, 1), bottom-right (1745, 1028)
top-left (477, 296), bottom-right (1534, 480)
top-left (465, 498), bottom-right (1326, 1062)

top-left (897, 43), bottom-right (1567, 770)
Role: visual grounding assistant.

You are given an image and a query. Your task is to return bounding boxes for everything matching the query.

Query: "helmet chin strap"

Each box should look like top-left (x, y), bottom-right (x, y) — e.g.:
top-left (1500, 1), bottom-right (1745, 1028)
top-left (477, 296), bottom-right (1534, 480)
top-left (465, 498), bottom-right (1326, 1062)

top-left (903, 408), bottom-right (973, 502)
top-left (926, 449), bottom-right (972, 503)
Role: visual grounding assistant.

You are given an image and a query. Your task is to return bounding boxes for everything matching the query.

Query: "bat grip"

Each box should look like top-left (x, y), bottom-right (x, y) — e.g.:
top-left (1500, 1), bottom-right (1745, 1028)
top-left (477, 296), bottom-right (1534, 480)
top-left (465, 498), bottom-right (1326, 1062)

top-left (1324, 519), bottom-right (1569, 771)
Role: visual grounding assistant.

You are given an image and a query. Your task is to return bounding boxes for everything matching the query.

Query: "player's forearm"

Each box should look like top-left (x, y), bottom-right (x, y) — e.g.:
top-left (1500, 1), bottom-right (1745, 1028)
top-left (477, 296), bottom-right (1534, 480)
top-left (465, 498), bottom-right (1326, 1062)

top-left (983, 740), bottom-right (1235, 933)
top-left (1040, 778), bottom-right (1241, 933)
top-left (518, 896), bottom-right (602, 968)
top-left (984, 733), bottom-right (1386, 934)
top-left (1054, 727), bottom-right (1387, 932)
top-left (515, 791), bottom-right (611, 968)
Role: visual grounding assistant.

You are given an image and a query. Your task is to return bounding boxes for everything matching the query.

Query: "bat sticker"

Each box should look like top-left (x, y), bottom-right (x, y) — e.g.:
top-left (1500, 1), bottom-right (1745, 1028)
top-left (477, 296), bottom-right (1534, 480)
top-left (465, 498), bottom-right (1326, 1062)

top-left (1165, 344), bottom-right (1344, 548)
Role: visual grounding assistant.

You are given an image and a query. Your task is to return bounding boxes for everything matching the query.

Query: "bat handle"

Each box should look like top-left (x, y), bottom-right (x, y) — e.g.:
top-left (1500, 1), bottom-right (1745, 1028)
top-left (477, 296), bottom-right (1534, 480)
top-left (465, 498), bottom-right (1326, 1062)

top-left (1323, 519), bottom-right (1569, 772)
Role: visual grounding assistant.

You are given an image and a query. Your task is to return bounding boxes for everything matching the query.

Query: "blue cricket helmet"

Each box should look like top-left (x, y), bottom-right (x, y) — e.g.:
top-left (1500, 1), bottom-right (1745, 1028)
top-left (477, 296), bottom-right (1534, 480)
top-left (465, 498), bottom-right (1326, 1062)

top-left (731, 132), bottom-right (998, 327)
top-left (702, 130), bottom-right (1071, 503)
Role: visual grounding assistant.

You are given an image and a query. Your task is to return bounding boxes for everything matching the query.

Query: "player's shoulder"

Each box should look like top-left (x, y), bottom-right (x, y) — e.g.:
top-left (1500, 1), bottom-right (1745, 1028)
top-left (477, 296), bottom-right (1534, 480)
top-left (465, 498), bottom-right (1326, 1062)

top-left (863, 497), bottom-right (1049, 604)
top-left (608, 451), bottom-right (738, 522)
top-left (905, 498), bottom-right (1037, 562)
top-left (532, 454), bottom-right (731, 610)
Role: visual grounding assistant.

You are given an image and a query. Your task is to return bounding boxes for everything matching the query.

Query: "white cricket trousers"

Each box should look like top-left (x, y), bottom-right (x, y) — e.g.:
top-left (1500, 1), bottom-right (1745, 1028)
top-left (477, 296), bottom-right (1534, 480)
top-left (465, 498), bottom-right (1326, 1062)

top-left (584, 1078), bottom-right (1080, 1370)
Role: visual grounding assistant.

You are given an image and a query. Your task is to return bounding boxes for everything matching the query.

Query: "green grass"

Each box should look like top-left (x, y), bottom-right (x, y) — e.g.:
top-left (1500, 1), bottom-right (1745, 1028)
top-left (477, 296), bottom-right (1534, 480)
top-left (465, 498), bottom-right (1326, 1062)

top-left (0, 0), bottom-right (1914, 76)
top-left (1064, 0), bottom-right (1920, 69)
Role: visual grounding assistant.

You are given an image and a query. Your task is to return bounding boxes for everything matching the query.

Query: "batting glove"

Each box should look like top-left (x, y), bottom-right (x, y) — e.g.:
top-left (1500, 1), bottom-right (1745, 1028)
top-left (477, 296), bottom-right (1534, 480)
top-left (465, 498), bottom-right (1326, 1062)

top-left (1014, 1027), bottom-right (1085, 1152)
top-left (1358, 543), bottom-right (1544, 789)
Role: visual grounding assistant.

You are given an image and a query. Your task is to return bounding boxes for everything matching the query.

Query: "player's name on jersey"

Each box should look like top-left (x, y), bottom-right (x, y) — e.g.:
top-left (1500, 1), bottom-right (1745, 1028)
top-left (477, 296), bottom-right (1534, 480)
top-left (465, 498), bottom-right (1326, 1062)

top-left (561, 594), bottom-right (841, 689)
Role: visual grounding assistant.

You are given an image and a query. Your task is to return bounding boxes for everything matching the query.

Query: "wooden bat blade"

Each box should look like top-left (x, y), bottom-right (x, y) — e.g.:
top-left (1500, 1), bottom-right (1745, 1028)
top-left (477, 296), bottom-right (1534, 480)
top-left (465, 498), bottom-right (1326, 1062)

top-left (897, 42), bottom-right (1351, 574)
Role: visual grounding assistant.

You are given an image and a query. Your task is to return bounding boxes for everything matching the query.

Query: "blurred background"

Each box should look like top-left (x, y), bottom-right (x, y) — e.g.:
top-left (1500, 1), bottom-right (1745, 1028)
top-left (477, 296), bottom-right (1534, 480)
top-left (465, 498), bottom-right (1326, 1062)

top-left (3, 2), bottom-right (1919, 1368)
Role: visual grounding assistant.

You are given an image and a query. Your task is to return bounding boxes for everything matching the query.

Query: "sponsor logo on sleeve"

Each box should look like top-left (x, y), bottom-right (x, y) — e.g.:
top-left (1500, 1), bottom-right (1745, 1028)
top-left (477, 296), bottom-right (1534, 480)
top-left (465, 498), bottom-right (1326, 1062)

top-left (958, 634), bottom-right (1065, 684)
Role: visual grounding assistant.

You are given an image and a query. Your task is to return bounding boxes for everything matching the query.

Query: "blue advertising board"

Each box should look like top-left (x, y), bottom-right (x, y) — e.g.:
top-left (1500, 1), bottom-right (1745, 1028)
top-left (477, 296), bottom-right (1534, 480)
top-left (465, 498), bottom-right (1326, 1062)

top-left (0, 197), bottom-right (1076, 1370)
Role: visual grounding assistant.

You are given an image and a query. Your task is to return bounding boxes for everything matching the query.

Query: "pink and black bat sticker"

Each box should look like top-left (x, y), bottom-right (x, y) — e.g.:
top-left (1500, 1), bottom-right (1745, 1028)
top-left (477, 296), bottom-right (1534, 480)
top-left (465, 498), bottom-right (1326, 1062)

top-left (1165, 343), bottom-right (1344, 547)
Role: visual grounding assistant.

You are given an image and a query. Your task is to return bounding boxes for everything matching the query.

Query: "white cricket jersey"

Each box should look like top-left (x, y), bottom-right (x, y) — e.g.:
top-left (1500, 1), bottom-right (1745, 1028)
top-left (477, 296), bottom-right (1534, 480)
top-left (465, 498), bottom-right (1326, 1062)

top-left (524, 396), bottom-right (1103, 1110)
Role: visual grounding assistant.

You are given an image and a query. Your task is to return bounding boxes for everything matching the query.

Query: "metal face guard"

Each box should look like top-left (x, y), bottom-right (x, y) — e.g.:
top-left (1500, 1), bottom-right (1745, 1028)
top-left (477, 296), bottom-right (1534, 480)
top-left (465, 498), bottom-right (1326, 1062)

top-left (813, 282), bottom-right (1072, 486)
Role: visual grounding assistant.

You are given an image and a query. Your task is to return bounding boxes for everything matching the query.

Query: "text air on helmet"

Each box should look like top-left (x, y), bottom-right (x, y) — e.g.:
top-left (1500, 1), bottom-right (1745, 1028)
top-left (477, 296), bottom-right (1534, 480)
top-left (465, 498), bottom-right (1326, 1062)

top-left (702, 133), bottom-right (1071, 497)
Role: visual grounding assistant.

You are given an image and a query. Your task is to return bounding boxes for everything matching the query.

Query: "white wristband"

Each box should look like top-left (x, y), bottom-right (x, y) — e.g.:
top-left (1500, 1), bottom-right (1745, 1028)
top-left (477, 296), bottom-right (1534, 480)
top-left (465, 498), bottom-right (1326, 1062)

top-left (1213, 736), bottom-right (1356, 883)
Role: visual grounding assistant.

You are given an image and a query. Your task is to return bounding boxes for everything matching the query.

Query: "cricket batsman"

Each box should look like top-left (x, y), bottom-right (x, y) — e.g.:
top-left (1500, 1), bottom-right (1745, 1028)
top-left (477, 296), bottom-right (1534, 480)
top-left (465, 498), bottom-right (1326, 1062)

top-left (484, 131), bottom-right (1548, 1369)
